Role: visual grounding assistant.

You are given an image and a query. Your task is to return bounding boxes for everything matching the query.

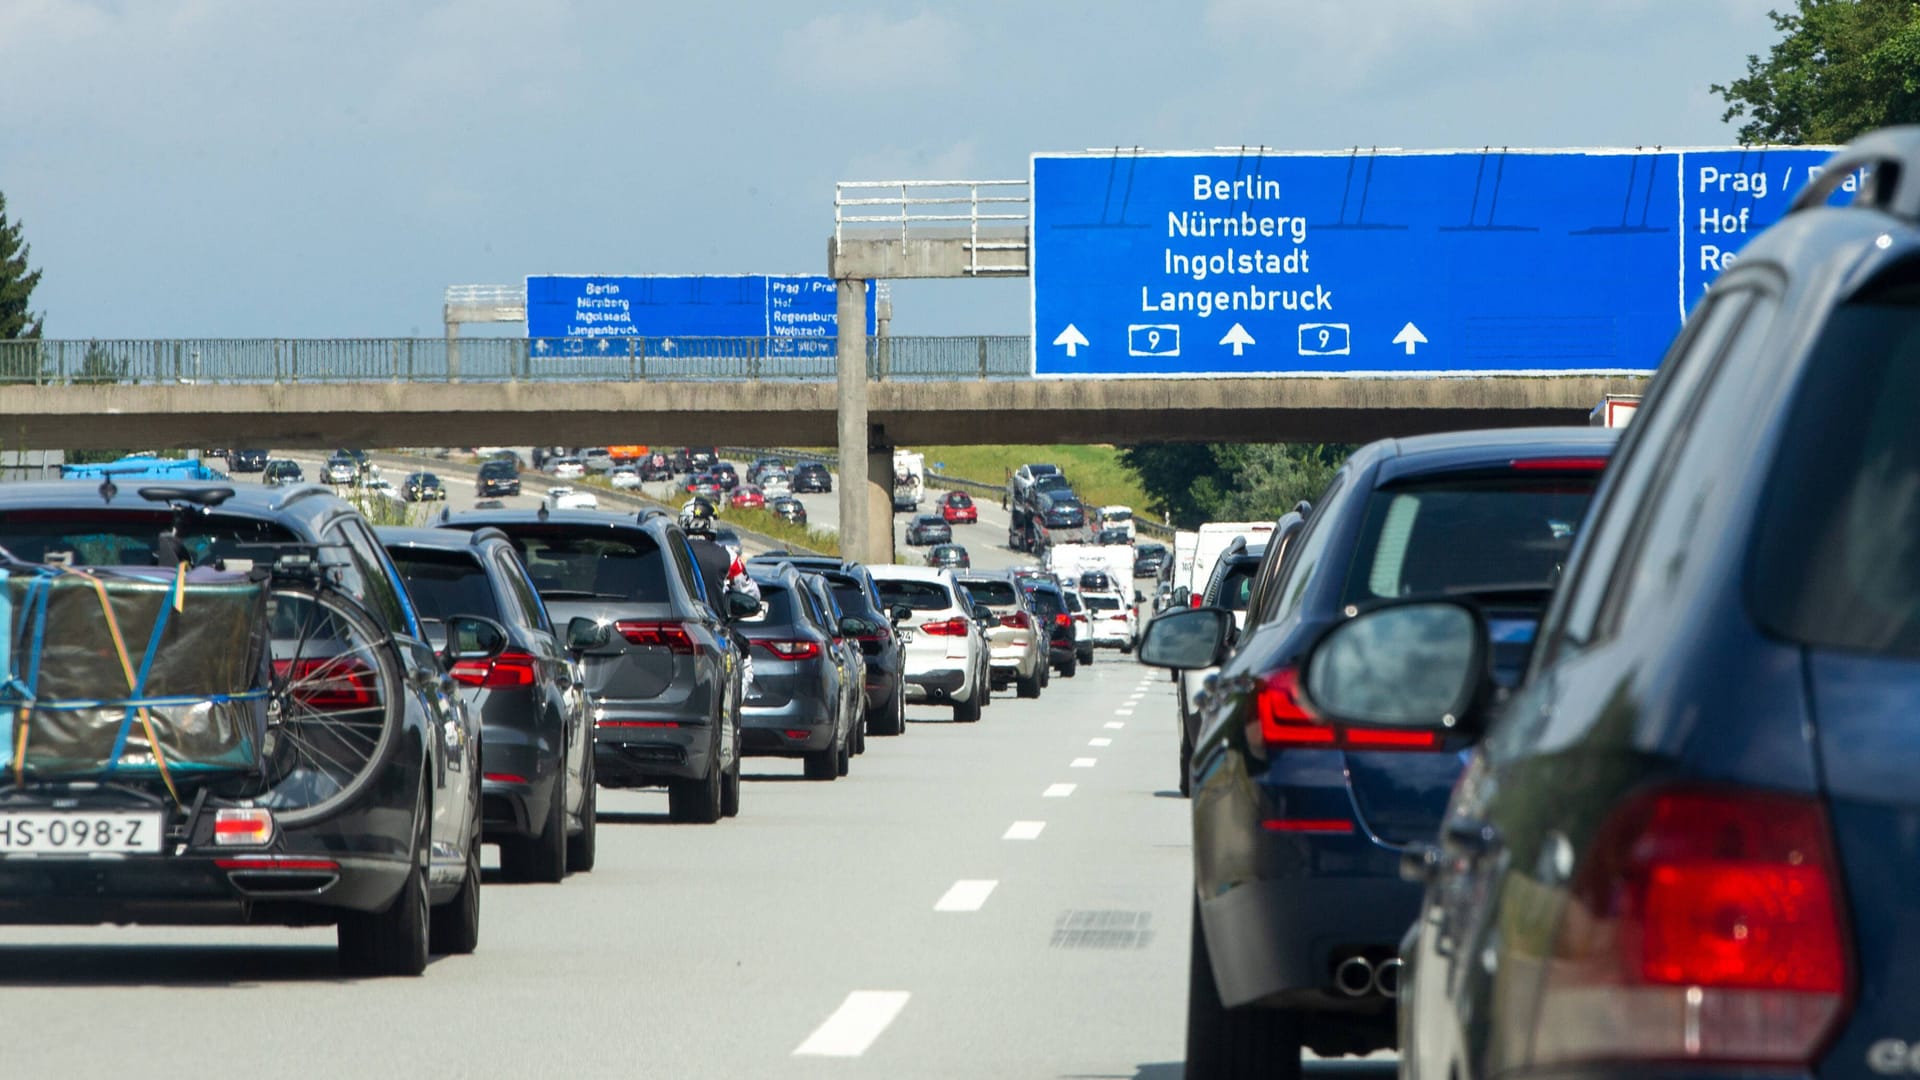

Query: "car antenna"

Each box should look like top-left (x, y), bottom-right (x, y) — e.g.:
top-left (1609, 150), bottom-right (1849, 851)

top-left (98, 476), bottom-right (118, 503)
top-left (537, 502), bottom-right (550, 521)
top-left (438, 505), bottom-right (450, 524)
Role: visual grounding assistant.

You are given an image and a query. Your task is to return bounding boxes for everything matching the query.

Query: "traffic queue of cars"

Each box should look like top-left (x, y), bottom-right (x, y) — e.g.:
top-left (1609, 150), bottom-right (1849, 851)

top-left (1144, 132), bottom-right (1920, 1080)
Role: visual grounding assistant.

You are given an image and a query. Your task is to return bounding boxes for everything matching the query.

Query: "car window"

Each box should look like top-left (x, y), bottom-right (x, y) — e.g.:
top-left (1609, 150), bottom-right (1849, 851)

top-left (1272, 473), bottom-right (1348, 619)
top-left (874, 577), bottom-right (954, 611)
top-left (961, 579), bottom-right (1018, 606)
top-left (0, 509), bottom-right (297, 567)
top-left (333, 519), bottom-right (416, 636)
top-left (494, 548), bottom-right (551, 632)
top-left (1215, 564), bottom-right (1259, 611)
top-left (1542, 289), bottom-right (1756, 658)
top-left (1750, 285), bottom-right (1920, 657)
top-left (387, 547), bottom-right (503, 623)
top-left (738, 581), bottom-right (794, 625)
top-left (1338, 476), bottom-right (1600, 605)
top-left (1025, 588), bottom-right (1065, 619)
top-left (1085, 594), bottom-right (1123, 610)
top-left (491, 524), bottom-right (670, 603)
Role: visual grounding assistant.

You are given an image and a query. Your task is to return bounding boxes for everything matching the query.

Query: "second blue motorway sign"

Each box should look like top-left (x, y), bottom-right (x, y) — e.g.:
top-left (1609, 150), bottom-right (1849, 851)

top-left (1031, 147), bottom-right (1851, 377)
top-left (525, 274), bottom-right (874, 356)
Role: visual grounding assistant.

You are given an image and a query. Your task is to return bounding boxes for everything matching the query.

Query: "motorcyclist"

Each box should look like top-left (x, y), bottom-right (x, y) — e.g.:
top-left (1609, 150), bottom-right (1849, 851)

top-left (680, 498), bottom-right (760, 692)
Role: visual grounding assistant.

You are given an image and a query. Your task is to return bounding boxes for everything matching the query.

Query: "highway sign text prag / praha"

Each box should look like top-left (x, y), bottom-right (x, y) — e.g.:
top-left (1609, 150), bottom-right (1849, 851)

top-left (525, 274), bottom-right (875, 358)
top-left (1031, 147), bottom-right (1855, 378)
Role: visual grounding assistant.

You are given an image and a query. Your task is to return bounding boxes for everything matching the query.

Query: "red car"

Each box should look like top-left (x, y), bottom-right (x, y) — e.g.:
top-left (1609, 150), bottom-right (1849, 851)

top-left (730, 486), bottom-right (766, 510)
top-left (940, 490), bottom-right (978, 524)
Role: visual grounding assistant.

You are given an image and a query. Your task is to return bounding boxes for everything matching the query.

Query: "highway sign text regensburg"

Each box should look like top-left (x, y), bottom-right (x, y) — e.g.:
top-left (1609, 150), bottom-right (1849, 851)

top-left (526, 274), bottom-right (875, 357)
top-left (1031, 147), bottom-right (1851, 378)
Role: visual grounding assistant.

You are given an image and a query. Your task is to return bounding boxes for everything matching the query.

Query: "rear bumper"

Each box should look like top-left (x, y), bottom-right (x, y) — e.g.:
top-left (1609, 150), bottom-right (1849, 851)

top-left (593, 714), bottom-right (712, 786)
top-left (741, 691), bottom-right (835, 755)
top-left (903, 667), bottom-right (969, 700)
top-left (1200, 870), bottom-right (1420, 1011)
top-left (0, 848), bottom-right (408, 926)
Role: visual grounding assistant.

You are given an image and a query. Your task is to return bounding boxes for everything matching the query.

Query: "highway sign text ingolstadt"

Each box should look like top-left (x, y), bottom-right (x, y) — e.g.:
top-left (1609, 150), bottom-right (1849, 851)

top-left (526, 274), bottom-right (874, 357)
top-left (1031, 147), bottom-right (1848, 377)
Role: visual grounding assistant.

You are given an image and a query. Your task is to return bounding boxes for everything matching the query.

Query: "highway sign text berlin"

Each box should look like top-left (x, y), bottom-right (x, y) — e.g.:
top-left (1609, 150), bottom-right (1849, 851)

top-left (1031, 147), bottom-right (1853, 378)
top-left (525, 274), bottom-right (875, 356)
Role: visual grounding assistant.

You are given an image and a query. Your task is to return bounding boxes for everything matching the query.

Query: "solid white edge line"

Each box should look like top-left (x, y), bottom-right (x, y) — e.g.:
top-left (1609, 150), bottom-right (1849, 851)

top-left (792, 991), bottom-right (913, 1057)
top-left (1043, 783), bottom-right (1077, 797)
top-left (1090, 737), bottom-right (1112, 747)
top-left (935, 879), bottom-right (999, 912)
top-left (1003, 820), bottom-right (1046, 840)
top-left (1071, 757), bottom-right (1098, 768)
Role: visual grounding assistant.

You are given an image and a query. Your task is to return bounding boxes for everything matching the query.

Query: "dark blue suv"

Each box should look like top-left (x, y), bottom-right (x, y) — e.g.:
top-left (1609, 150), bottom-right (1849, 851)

top-left (1139, 427), bottom-right (1615, 1075)
top-left (1273, 128), bottom-right (1920, 1080)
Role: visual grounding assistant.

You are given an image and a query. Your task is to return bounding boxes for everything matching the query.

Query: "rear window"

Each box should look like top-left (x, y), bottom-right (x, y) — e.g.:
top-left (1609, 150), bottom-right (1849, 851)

top-left (1047, 506), bottom-right (1086, 527)
top-left (1751, 290), bottom-right (1920, 657)
top-left (1340, 475), bottom-right (1599, 605)
top-left (479, 462), bottom-right (515, 478)
top-left (961, 579), bottom-right (1018, 606)
top-left (739, 582), bottom-right (795, 625)
top-left (875, 577), bottom-right (954, 612)
top-left (1085, 594), bottom-right (1123, 610)
top-left (387, 548), bottom-right (502, 622)
top-left (489, 525), bottom-right (670, 603)
top-left (1063, 591), bottom-right (1085, 613)
top-left (1024, 587), bottom-right (1065, 618)
top-left (0, 509), bottom-right (298, 568)
top-left (1212, 563), bottom-right (1258, 611)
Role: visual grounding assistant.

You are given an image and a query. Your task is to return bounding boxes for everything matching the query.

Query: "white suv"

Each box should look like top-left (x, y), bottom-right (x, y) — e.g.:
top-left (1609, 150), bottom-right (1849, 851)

top-left (1082, 589), bottom-right (1138, 652)
top-left (869, 565), bottom-right (989, 722)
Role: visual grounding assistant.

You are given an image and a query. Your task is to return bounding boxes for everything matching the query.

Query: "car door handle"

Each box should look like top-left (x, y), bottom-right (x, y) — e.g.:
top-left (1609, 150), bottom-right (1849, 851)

top-left (1443, 818), bottom-right (1502, 855)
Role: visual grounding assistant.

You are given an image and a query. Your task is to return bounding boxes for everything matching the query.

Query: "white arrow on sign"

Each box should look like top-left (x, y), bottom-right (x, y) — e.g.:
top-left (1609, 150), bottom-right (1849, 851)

top-left (1219, 323), bottom-right (1255, 357)
top-left (1393, 322), bottom-right (1428, 355)
top-left (1052, 324), bottom-right (1090, 358)
top-left (661, 338), bottom-right (677, 354)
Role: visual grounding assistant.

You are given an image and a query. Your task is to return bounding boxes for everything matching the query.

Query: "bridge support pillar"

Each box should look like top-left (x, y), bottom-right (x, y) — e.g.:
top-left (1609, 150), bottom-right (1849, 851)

top-left (866, 433), bottom-right (895, 567)
top-left (835, 278), bottom-right (873, 562)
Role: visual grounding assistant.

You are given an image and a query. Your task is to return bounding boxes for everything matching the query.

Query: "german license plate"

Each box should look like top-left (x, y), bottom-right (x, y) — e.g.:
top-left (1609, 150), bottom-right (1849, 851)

top-left (0, 812), bottom-right (164, 854)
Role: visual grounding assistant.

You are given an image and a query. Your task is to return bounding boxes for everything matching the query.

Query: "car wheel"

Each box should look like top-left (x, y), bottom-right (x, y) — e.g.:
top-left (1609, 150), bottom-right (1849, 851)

top-left (1079, 646), bottom-right (1095, 665)
top-left (1016, 668), bottom-right (1042, 699)
top-left (670, 752), bottom-right (725, 822)
top-left (1179, 727), bottom-right (1194, 798)
top-left (836, 730), bottom-right (851, 777)
top-left (979, 671), bottom-right (993, 707)
top-left (721, 749), bottom-right (741, 817)
top-left (1186, 899), bottom-right (1303, 1079)
top-left (430, 795), bottom-right (482, 955)
top-left (1040, 662), bottom-right (1051, 689)
top-left (851, 707), bottom-right (867, 755)
top-left (1059, 653), bottom-right (1078, 679)
top-left (873, 687), bottom-right (905, 736)
top-left (1121, 640), bottom-right (1135, 655)
top-left (338, 783), bottom-right (430, 977)
top-left (566, 752), bottom-right (597, 873)
top-left (803, 740), bottom-right (839, 780)
top-left (953, 690), bottom-right (981, 724)
top-left (503, 770), bottom-right (568, 883)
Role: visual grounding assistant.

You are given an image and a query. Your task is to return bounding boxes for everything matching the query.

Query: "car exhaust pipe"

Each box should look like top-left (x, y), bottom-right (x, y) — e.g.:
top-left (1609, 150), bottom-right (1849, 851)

top-left (1372, 958), bottom-right (1403, 999)
top-left (1333, 955), bottom-right (1374, 997)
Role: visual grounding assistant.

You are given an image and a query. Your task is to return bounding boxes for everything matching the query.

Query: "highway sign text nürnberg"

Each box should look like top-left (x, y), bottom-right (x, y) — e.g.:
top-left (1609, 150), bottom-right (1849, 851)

top-left (525, 275), bottom-right (875, 355)
top-left (1031, 147), bottom-right (1852, 377)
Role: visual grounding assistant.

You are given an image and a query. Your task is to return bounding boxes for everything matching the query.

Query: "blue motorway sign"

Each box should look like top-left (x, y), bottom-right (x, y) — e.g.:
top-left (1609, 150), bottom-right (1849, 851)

top-left (1031, 147), bottom-right (1853, 377)
top-left (525, 274), bottom-right (875, 356)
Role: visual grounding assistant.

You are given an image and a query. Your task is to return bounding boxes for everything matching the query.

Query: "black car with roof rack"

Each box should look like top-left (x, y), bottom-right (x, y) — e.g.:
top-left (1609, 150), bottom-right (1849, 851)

top-left (0, 479), bottom-right (488, 976)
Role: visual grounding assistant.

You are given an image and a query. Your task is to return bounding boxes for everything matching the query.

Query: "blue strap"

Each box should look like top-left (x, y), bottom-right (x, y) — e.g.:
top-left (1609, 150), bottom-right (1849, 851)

top-left (104, 568), bottom-right (183, 772)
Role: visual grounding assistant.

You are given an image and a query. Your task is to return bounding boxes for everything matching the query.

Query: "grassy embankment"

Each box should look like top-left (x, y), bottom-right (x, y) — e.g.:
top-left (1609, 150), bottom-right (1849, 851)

top-left (572, 473), bottom-right (841, 556)
top-left (913, 445), bottom-right (1155, 521)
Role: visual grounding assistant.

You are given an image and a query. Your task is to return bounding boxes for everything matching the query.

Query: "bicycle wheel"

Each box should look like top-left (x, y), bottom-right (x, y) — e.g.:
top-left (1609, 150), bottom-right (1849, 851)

top-left (260, 585), bottom-right (404, 823)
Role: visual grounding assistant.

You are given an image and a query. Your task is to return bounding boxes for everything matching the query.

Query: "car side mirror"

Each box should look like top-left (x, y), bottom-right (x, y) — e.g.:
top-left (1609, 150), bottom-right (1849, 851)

top-left (1299, 600), bottom-right (1490, 734)
top-left (890, 605), bottom-right (912, 623)
top-left (838, 616), bottom-right (863, 638)
top-left (1134, 591), bottom-right (1145, 604)
top-left (442, 614), bottom-right (509, 666)
top-left (724, 591), bottom-right (762, 620)
top-left (565, 615), bottom-right (612, 652)
top-left (971, 603), bottom-right (994, 624)
top-left (1137, 607), bottom-right (1234, 670)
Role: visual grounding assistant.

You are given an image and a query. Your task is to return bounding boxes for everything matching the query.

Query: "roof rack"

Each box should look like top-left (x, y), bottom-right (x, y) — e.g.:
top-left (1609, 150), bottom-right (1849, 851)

top-left (1789, 127), bottom-right (1920, 222)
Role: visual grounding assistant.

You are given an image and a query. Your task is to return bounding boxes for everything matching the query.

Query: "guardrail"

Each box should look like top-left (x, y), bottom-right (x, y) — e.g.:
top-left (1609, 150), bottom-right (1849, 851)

top-left (834, 180), bottom-right (1029, 277)
top-left (0, 336), bottom-right (1032, 384)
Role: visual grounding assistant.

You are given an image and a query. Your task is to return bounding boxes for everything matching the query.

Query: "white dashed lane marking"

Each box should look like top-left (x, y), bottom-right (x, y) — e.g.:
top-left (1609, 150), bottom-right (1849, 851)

top-left (1115, 709), bottom-right (1135, 717)
top-left (792, 992), bottom-right (912, 1058)
top-left (1071, 757), bottom-right (1098, 768)
top-left (1043, 783), bottom-right (1077, 798)
top-left (1105, 722), bottom-right (1125, 730)
top-left (1090, 738), bottom-right (1112, 747)
top-left (1003, 821), bottom-right (1046, 840)
top-left (935, 879), bottom-right (999, 912)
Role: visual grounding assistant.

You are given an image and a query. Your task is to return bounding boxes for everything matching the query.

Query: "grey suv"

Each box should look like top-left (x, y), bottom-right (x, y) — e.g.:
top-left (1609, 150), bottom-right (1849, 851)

top-left (738, 563), bottom-right (856, 780)
top-left (439, 508), bottom-right (746, 823)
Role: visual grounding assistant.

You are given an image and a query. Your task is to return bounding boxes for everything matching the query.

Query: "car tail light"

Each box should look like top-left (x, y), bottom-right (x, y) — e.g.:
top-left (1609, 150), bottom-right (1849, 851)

top-left (1190, 593), bottom-right (1204, 608)
top-left (920, 618), bottom-right (972, 636)
top-left (1054, 613), bottom-right (1071, 628)
top-left (215, 855), bottom-right (340, 872)
top-left (1530, 788), bottom-right (1850, 1068)
top-left (449, 650), bottom-right (539, 688)
top-left (1247, 668), bottom-right (1440, 756)
top-left (273, 656), bottom-right (377, 711)
top-left (213, 808), bottom-right (274, 847)
top-left (1261, 818), bottom-right (1355, 834)
top-left (999, 612), bottom-right (1032, 630)
top-left (615, 620), bottom-right (699, 654)
top-left (1511, 456), bottom-right (1609, 472)
top-left (754, 639), bottom-right (821, 660)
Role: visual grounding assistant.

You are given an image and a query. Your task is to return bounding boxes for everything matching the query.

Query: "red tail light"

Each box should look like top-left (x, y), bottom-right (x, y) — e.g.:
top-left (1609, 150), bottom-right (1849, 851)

top-left (1530, 788), bottom-right (1850, 1068)
top-left (1248, 668), bottom-right (1440, 755)
top-left (753, 639), bottom-right (821, 660)
top-left (920, 617), bottom-right (971, 636)
top-left (615, 620), bottom-right (699, 654)
top-left (1511, 456), bottom-right (1609, 471)
top-left (856, 631), bottom-right (891, 645)
top-left (1053, 613), bottom-right (1071, 627)
top-left (999, 612), bottom-right (1032, 630)
top-left (484, 772), bottom-right (528, 784)
top-left (449, 650), bottom-right (539, 688)
top-left (1189, 593), bottom-right (1203, 608)
top-left (273, 656), bottom-right (377, 711)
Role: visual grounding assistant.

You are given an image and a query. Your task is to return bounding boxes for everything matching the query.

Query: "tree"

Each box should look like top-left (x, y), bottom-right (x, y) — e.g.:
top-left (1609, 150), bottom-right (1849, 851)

top-left (1713, 0), bottom-right (1920, 144)
top-left (1121, 442), bottom-right (1350, 529)
top-left (0, 191), bottom-right (42, 340)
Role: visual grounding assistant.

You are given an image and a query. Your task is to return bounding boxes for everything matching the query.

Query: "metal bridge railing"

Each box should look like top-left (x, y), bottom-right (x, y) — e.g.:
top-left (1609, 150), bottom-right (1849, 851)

top-left (0, 337), bottom-right (1033, 385)
top-left (834, 180), bottom-right (1029, 277)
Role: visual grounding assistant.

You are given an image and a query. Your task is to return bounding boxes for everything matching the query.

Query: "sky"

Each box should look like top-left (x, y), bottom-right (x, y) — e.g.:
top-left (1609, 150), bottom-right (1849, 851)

top-left (0, 0), bottom-right (1783, 339)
